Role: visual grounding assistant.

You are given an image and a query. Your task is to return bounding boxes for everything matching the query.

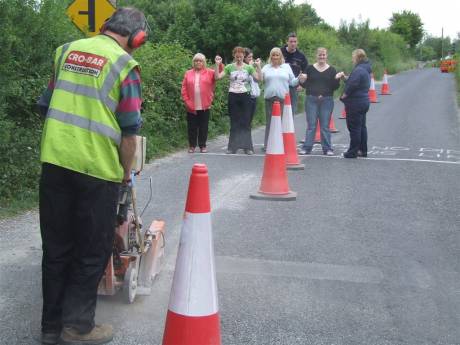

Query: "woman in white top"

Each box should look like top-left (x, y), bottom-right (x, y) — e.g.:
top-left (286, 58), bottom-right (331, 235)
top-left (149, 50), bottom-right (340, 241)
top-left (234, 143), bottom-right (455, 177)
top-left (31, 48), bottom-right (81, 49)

top-left (260, 47), bottom-right (306, 151)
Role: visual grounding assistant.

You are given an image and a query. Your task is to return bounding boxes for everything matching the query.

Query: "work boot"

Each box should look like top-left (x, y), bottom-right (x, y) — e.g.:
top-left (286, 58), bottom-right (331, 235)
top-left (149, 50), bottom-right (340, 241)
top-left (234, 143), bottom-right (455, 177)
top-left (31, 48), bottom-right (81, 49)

top-left (41, 331), bottom-right (60, 344)
top-left (59, 324), bottom-right (113, 345)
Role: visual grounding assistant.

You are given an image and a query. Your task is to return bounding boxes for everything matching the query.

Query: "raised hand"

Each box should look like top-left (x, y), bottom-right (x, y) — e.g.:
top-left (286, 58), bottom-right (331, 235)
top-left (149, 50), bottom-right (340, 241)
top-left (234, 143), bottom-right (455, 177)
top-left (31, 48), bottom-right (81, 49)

top-left (298, 73), bottom-right (307, 83)
top-left (335, 71), bottom-right (346, 80)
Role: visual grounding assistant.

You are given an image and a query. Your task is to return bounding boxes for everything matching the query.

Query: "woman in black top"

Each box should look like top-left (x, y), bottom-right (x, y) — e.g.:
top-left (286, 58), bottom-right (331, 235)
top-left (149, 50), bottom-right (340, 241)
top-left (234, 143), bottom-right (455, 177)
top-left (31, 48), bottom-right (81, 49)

top-left (300, 47), bottom-right (340, 155)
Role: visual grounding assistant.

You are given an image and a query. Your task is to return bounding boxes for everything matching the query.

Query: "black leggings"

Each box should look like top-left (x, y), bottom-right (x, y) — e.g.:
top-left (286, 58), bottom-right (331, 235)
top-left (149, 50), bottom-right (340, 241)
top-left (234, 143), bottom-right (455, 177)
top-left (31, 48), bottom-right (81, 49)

top-left (228, 92), bottom-right (253, 151)
top-left (186, 109), bottom-right (210, 148)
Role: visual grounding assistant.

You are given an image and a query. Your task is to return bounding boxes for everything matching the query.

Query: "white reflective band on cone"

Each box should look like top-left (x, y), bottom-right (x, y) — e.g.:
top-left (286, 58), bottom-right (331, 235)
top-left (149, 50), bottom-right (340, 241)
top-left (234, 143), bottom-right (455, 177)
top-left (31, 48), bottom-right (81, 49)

top-left (282, 105), bottom-right (295, 133)
top-left (168, 212), bottom-right (218, 316)
top-left (267, 116), bottom-right (284, 155)
top-left (370, 77), bottom-right (376, 89)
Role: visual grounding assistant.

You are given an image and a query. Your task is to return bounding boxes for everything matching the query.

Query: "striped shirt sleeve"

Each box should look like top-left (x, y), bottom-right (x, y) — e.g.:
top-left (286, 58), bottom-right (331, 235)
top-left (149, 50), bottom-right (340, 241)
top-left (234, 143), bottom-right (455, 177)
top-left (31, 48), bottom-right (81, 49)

top-left (116, 67), bottom-right (143, 136)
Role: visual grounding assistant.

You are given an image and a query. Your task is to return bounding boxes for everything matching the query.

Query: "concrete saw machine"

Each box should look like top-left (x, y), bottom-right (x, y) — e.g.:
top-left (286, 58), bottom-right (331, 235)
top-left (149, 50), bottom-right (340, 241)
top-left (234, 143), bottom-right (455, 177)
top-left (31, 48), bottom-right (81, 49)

top-left (97, 136), bottom-right (165, 303)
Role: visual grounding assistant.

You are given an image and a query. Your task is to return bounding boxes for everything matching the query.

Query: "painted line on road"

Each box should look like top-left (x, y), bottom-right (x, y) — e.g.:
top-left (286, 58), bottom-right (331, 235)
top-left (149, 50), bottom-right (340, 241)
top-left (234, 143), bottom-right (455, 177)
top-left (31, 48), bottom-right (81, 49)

top-left (302, 155), bottom-right (460, 165)
top-left (193, 152), bottom-right (460, 165)
top-left (165, 256), bottom-right (384, 285)
top-left (215, 256), bottom-right (384, 285)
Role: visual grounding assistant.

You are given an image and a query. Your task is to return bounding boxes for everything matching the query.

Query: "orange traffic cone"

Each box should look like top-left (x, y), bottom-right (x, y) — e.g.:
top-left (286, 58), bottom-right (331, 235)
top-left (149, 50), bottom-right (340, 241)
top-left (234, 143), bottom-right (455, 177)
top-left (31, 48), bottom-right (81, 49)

top-left (250, 101), bottom-right (296, 201)
top-left (369, 73), bottom-right (379, 103)
top-left (380, 69), bottom-right (391, 95)
top-left (329, 113), bottom-right (339, 133)
top-left (339, 108), bottom-right (346, 119)
top-left (162, 164), bottom-right (221, 345)
top-left (282, 93), bottom-right (304, 170)
top-left (314, 118), bottom-right (321, 143)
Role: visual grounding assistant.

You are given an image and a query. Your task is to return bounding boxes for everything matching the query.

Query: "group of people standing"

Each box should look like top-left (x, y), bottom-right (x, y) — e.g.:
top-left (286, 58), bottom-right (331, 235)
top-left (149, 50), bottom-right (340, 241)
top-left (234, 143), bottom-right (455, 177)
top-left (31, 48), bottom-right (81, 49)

top-left (181, 33), bottom-right (371, 158)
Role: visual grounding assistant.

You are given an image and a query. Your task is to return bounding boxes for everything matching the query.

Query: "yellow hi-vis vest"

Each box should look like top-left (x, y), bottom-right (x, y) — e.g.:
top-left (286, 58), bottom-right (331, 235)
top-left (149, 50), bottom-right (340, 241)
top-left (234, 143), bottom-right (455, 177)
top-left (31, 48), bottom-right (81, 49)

top-left (40, 35), bottom-right (139, 182)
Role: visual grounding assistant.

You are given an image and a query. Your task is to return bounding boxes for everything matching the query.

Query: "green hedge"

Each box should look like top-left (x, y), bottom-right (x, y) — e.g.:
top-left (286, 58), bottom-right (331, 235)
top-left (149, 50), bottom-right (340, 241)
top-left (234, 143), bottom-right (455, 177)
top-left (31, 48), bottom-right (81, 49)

top-left (0, 41), bottom-right (263, 216)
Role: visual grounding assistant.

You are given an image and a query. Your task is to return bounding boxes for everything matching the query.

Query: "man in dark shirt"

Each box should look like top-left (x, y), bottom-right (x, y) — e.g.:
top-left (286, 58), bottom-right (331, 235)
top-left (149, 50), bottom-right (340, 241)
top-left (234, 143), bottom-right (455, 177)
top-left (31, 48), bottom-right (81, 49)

top-left (281, 32), bottom-right (309, 114)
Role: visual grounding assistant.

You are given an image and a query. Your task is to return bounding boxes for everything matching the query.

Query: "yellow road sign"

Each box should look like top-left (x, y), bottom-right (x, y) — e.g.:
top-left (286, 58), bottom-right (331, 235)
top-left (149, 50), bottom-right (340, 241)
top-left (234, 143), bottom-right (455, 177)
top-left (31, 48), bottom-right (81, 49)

top-left (67, 0), bottom-right (116, 37)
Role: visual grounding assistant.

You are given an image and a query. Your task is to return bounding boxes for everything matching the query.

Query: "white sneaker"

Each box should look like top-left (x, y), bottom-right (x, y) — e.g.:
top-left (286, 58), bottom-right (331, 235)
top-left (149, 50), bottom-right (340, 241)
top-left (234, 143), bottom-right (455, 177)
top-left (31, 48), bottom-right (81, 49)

top-left (325, 150), bottom-right (334, 156)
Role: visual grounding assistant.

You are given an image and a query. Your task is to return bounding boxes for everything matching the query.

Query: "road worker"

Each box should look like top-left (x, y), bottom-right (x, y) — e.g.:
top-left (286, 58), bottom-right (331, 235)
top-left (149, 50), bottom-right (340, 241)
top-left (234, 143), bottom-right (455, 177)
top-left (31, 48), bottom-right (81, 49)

top-left (38, 7), bottom-right (147, 345)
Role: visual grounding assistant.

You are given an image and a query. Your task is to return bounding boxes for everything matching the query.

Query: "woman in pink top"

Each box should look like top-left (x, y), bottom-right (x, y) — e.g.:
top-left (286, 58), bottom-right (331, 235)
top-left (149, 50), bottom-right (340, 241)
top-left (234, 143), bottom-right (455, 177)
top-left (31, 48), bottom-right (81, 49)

top-left (181, 53), bottom-right (217, 153)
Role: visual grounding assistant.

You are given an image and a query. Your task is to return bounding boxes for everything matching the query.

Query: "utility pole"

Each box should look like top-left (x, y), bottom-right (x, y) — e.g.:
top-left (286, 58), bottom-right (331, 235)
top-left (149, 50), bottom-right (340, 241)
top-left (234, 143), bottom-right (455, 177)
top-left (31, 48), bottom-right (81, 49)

top-left (441, 27), bottom-right (444, 60)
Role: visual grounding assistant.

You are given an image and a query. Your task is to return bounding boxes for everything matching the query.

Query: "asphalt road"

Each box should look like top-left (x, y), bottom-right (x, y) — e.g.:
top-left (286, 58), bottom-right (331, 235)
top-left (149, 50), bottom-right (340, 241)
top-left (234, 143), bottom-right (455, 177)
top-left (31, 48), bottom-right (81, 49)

top-left (0, 67), bottom-right (459, 345)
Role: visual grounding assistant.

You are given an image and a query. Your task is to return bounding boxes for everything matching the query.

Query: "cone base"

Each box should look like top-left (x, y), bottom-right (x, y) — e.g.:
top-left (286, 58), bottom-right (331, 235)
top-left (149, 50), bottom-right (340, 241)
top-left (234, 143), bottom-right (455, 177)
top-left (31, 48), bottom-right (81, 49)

top-left (250, 190), bottom-right (297, 201)
top-left (380, 92), bottom-right (392, 95)
top-left (286, 163), bottom-right (305, 170)
top-left (162, 310), bottom-right (221, 345)
top-left (339, 116), bottom-right (346, 119)
top-left (370, 100), bottom-right (380, 103)
top-left (330, 129), bottom-right (339, 133)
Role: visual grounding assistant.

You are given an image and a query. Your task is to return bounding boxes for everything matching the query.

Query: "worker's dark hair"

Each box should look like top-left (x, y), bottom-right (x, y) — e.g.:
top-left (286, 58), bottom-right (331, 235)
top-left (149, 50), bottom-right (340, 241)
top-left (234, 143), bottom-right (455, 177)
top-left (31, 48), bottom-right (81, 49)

top-left (103, 7), bottom-right (148, 37)
top-left (287, 32), bottom-right (297, 39)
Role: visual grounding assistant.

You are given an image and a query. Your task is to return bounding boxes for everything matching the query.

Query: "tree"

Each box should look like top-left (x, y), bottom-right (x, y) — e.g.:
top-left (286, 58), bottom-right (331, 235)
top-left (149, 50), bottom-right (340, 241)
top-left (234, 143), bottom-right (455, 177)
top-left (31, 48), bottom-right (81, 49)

top-left (120, 0), bottom-right (296, 61)
top-left (337, 19), bottom-right (372, 50)
top-left (389, 10), bottom-right (424, 49)
top-left (419, 35), bottom-right (451, 59)
top-left (289, 2), bottom-right (325, 29)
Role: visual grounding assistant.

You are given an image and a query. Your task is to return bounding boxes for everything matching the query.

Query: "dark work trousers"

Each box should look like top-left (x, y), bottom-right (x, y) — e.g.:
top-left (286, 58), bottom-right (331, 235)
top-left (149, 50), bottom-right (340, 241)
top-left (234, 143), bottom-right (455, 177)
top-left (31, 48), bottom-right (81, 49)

top-left (227, 92), bottom-right (253, 152)
top-left (345, 102), bottom-right (369, 155)
top-left (39, 163), bottom-right (119, 334)
top-left (186, 109), bottom-right (210, 149)
top-left (264, 96), bottom-right (284, 149)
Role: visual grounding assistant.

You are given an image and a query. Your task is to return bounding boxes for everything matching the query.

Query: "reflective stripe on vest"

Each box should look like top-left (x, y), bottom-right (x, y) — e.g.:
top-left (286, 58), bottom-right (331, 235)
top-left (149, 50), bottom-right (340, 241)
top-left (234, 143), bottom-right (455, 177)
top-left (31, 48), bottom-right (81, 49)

top-left (55, 43), bottom-right (70, 82)
top-left (47, 108), bottom-right (121, 145)
top-left (53, 54), bottom-right (132, 112)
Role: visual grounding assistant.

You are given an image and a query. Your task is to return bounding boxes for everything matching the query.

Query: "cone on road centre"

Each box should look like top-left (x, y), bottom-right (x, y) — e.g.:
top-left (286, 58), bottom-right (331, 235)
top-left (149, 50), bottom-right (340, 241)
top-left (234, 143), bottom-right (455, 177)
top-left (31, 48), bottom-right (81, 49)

top-left (329, 113), bottom-right (339, 133)
top-left (339, 107), bottom-right (347, 119)
top-left (250, 101), bottom-right (297, 201)
top-left (380, 69), bottom-right (391, 95)
top-left (162, 163), bottom-right (221, 345)
top-left (368, 73), bottom-right (379, 103)
top-left (282, 93), bottom-right (304, 170)
top-left (314, 118), bottom-right (321, 143)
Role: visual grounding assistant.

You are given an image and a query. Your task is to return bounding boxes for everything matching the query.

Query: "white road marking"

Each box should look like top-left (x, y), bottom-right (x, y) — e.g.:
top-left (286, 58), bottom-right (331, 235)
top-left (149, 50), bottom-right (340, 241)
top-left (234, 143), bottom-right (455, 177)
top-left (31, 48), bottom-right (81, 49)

top-left (196, 152), bottom-right (460, 165)
top-left (166, 256), bottom-right (384, 285)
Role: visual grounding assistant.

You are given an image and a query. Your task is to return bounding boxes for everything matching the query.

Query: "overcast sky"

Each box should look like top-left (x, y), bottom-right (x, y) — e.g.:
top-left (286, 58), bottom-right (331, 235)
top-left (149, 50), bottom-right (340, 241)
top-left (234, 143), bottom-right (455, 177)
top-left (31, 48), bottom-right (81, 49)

top-left (300, 0), bottom-right (459, 39)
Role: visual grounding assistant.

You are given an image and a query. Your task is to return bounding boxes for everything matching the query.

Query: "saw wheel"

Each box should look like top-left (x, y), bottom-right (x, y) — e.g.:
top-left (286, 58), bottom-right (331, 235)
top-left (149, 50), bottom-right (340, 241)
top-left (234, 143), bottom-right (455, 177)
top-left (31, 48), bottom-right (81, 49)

top-left (123, 264), bottom-right (138, 304)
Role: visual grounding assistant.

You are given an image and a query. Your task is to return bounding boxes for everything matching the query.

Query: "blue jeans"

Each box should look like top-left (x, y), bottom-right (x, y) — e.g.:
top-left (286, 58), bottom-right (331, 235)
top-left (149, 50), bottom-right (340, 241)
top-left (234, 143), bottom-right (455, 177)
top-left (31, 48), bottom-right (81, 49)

top-left (303, 95), bottom-right (334, 152)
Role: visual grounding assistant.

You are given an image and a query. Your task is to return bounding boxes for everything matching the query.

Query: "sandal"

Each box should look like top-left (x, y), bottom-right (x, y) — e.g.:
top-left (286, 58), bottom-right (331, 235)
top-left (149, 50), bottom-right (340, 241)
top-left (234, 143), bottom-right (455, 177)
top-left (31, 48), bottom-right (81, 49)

top-left (188, 147), bottom-right (195, 153)
top-left (200, 147), bottom-right (207, 153)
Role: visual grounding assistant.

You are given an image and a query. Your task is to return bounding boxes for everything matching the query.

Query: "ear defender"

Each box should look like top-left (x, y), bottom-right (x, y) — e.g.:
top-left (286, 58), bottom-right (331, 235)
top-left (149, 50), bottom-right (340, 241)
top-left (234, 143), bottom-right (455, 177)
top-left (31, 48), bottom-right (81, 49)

top-left (128, 29), bottom-right (147, 49)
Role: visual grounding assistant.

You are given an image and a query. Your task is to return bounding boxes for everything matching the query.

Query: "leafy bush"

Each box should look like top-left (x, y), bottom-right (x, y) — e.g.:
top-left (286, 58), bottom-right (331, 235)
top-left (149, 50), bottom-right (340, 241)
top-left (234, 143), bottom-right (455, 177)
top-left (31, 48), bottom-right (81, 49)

top-left (0, 0), bottom-right (82, 214)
